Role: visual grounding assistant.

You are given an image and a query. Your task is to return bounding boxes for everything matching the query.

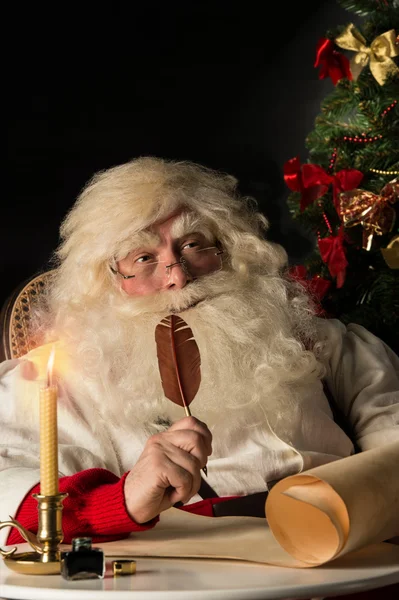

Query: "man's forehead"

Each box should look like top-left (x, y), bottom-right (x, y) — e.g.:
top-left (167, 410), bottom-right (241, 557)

top-left (130, 211), bottom-right (204, 248)
top-left (166, 211), bottom-right (200, 237)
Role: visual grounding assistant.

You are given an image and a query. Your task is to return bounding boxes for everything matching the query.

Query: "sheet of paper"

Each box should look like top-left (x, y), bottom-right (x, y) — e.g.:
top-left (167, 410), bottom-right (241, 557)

top-left (266, 439), bottom-right (399, 565)
top-left (98, 441), bottom-right (399, 568)
top-left (100, 508), bottom-right (306, 567)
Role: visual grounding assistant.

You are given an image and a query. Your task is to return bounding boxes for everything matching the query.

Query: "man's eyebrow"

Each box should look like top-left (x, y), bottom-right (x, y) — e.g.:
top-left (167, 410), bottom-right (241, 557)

top-left (128, 230), bottom-right (160, 251)
top-left (170, 213), bottom-right (213, 239)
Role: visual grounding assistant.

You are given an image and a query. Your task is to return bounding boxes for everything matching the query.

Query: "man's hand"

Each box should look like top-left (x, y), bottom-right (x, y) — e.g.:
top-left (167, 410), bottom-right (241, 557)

top-left (124, 416), bottom-right (212, 523)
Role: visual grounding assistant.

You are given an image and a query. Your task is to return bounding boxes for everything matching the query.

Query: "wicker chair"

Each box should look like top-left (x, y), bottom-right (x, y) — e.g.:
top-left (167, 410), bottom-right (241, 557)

top-left (0, 270), bottom-right (54, 361)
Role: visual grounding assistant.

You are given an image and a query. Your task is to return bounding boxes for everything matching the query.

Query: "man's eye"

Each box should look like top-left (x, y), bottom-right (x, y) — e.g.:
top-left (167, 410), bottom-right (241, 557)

top-left (182, 241), bottom-right (201, 251)
top-left (136, 255), bottom-right (154, 263)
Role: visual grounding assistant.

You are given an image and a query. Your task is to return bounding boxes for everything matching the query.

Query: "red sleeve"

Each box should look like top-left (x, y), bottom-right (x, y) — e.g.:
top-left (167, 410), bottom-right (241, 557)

top-left (7, 468), bottom-right (159, 546)
top-left (178, 496), bottom-right (240, 517)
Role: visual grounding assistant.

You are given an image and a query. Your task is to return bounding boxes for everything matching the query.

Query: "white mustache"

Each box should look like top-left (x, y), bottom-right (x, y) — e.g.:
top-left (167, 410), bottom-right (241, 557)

top-left (119, 271), bottom-right (239, 317)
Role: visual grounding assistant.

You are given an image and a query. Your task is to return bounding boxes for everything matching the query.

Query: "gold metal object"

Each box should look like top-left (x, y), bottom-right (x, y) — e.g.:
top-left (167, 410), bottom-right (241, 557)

top-left (381, 235), bottom-right (399, 269)
top-left (370, 168), bottom-right (399, 176)
top-left (0, 492), bottom-right (68, 575)
top-left (112, 559), bottom-right (137, 576)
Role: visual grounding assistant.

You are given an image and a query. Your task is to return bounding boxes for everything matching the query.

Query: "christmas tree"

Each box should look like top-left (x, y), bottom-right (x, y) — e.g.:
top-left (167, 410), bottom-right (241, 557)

top-left (284, 0), bottom-right (399, 353)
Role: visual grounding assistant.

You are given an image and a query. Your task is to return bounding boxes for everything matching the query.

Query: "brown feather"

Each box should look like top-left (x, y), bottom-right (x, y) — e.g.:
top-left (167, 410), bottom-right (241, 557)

top-left (155, 314), bottom-right (216, 489)
top-left (155, 315), bottom-right (201, 413)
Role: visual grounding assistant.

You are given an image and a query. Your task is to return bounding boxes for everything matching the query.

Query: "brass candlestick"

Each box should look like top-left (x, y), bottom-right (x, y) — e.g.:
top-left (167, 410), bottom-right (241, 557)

top-left (0, 492), bottom-right (68, 575)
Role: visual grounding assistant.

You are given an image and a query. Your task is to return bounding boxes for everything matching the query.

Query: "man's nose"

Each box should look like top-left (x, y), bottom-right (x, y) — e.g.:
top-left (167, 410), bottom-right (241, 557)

top-left (164, 259), bottom-right (190, 290)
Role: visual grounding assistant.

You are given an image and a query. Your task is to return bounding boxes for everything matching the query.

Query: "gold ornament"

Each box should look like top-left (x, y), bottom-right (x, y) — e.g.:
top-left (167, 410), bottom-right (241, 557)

top-left (381, 235), bottom-right (399, 269)
top-left (339, 179), bottom-right (398, 251)
top-left (335, 24), bottom-right (399, 85)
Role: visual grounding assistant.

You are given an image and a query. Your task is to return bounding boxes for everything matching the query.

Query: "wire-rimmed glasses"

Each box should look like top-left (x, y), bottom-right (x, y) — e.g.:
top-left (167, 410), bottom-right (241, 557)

top-left (110, 246), bottom-right (224, 281)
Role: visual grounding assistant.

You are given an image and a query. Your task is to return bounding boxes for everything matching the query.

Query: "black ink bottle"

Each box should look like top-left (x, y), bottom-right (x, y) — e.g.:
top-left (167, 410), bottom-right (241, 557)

top-left (61, 537), bottom-right (105, 580)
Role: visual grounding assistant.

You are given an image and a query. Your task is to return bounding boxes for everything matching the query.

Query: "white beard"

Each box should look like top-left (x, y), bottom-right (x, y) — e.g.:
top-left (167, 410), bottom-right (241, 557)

top-left (61, 271), bottom-right (325, 449)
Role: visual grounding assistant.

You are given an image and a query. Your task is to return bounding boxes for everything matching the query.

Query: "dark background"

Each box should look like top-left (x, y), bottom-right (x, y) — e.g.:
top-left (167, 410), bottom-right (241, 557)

top-left (4, 0), bottom-right (358, 307)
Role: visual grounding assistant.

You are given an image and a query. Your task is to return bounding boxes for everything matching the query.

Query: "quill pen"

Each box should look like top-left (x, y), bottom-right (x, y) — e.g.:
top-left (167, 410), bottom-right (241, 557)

top-left (155, 314), bottom-right (207, 476)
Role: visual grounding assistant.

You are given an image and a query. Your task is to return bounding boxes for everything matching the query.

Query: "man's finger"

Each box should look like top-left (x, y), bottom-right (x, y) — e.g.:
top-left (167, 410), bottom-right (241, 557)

top-left (168, 416), bottom-right (212, 450)
top-left (152, 429), bottom-right (211, 465)
top-left (158, 450), bottom-right (202, 505)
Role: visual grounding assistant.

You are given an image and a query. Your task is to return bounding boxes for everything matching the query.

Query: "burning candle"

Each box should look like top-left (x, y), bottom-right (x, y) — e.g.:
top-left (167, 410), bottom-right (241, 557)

top-left (39, 346), bottom-right (59, 496)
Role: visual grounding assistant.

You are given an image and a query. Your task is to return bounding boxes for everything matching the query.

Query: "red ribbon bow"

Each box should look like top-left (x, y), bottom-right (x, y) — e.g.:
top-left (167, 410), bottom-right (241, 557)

top-left (314, 38), bottom-right (353, 85)
top-left (289, 265), bottom-right (331, 314)
top-left (284, 157), bottom-right (364, 214)
top-left (318, 226), bottom-right (348, 288)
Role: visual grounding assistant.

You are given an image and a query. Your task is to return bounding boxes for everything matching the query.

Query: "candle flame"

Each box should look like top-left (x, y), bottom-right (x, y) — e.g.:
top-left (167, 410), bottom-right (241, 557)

top-left (46, 345), bottom-right (56, 388)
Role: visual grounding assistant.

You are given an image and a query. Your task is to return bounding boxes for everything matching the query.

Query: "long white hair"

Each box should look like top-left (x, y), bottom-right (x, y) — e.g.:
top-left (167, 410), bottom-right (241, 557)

top-left (36, 158), bottom-right (316, 331)
top-left (31, 157), bottom-right (327, 428)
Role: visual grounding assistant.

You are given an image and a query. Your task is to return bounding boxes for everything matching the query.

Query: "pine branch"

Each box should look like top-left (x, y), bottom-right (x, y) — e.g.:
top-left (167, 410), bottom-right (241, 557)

top-left (282, 0), bottom-right (399, 350)
top-left (337, 0), bottom-right (398, 19)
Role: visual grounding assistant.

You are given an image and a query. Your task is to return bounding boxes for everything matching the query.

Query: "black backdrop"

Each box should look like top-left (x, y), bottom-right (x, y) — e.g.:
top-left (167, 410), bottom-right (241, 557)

top-left (4, 1), bottom-right (356, 306)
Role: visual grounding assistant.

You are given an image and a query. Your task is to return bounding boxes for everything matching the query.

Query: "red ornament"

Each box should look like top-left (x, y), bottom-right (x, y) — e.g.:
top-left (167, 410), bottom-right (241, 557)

top-left (318, 226), bottom-right (348, 288)
top-left (283, 157), bottom-right (328, 211)
top-left (289, 265), bottom-right (332, 314)
top-left (314, 38), bottom-right (352, 85)
top-left (284, 157), bottom-right (364, 214)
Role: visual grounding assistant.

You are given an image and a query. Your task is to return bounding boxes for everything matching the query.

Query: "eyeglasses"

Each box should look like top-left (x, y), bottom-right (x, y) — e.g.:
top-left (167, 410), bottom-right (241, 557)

top-left (110, 246), bottom-right (224, 281)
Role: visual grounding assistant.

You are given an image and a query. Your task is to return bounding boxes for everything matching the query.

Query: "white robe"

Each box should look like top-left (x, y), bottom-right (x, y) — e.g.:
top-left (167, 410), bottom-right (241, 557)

top-left (0, 318), bottom-right (398, 545)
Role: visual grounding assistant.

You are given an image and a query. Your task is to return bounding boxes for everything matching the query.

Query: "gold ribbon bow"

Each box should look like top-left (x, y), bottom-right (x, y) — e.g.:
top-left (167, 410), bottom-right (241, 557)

top-left (335, 24), bottom-right (399, 85)
top-left (339, 179), bottom-right (398, 251)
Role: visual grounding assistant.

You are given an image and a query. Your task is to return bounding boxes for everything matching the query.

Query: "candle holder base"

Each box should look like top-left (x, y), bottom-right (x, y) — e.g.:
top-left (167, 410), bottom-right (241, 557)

top-left (3, 551), bottom-right (61, 575)
top-left (0, 492), bottom-right (68, 576)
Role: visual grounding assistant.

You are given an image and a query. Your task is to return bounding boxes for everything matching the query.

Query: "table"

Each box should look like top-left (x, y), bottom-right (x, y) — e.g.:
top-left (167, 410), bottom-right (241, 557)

top-left (1, 542), bottom-right (399, 600)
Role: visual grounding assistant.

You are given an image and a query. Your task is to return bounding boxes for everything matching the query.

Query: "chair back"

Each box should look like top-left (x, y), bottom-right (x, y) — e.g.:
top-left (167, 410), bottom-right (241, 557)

top-left (0, 270), bottom-right (55, 361)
